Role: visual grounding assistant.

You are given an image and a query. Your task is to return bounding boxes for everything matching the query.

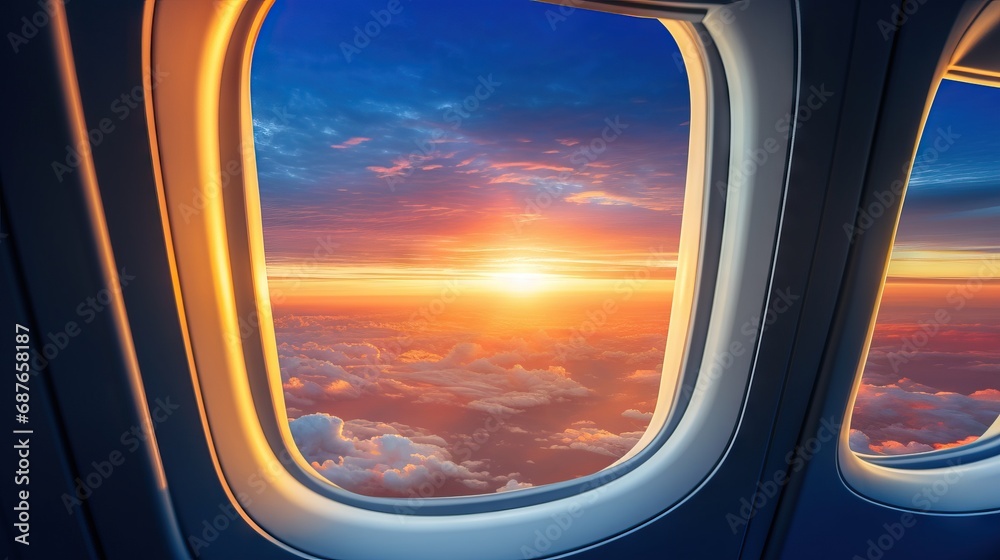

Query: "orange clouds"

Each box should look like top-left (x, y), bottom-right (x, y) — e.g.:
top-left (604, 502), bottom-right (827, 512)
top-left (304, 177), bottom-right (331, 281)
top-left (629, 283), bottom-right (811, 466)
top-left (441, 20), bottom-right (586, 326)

top-left (625, 369), bottom-right (661, 384)
top-left (544, 426), bottom-right (644, 458)
top-left (487, 173), bottom-right (536, 186)
top-left (490, 161), bottom-right (574, 173)
top-left (622, 409), bottom-right (653, 422)
top-left (270, 290), bottom-right (672, 496)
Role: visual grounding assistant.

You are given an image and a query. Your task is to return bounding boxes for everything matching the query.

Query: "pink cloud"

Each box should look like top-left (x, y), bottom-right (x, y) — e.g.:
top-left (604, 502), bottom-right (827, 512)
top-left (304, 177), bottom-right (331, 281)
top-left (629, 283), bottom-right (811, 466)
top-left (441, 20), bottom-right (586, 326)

top-left (971, 388), bottom-right (1000, 401)
top-left (850, 381), bottom-right (1000, 455)
top-left (366, 157), bottom-right (413, 178)
top-left (491, 161), bottom-right (574, 173)
top-left (488, 173), bottom-right (536, 186)
top-left (331, 136), bottom-right (372, 149)
top-left (868, 440), bottom-right (934, 455)
top-left (366, 152), bottom-right (442, 178)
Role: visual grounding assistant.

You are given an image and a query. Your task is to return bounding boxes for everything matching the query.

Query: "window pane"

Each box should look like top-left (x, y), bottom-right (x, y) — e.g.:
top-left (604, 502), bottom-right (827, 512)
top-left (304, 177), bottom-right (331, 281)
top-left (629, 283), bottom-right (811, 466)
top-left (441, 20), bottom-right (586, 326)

top-left (252, 0), bottom-right (691, 496)
top-left (850, 80), bottom-right (1000, 456)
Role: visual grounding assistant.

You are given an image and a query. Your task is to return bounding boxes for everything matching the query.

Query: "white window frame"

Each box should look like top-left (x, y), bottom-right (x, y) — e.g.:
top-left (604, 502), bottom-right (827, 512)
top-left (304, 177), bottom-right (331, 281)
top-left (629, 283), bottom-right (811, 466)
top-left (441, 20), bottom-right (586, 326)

top-left (839, 0), bottom-right (1000, 515)
top-left (145, 0), bottom-right (796, 557)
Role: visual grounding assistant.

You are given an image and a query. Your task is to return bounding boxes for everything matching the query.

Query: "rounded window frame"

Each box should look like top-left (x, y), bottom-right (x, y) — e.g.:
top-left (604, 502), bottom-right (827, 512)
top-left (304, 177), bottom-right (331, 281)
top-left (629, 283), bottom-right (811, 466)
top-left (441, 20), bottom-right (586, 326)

top-left (838, 0), bottom-right (1000, 515)
top-left (146, 0), bottom-right (797, 557)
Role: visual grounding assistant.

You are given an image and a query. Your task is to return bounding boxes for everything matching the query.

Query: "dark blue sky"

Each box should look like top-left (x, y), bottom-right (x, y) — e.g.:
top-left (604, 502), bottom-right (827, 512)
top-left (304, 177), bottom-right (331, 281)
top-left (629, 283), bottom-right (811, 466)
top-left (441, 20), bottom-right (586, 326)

top-left (899, 79), bottom-right (1000, 255)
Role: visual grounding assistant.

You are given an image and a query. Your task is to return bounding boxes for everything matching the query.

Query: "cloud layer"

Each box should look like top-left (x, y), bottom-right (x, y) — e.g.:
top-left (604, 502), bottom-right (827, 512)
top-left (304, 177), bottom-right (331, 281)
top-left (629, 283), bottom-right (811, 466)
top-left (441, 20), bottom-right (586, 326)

top-left (850, 381), bottom-right (1000, 455)
top-left (544, 425), bottom-right (646, 458)
top-left (290, 413), bottom-right (495, 495)
top-left (278, 318), bottom-right (595, 416)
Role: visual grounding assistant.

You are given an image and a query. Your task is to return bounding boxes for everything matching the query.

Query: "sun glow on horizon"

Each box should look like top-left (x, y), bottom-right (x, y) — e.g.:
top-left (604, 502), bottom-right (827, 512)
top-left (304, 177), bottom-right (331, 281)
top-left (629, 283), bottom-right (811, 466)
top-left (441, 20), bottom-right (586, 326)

top-left (490, 270), bottom-right (549, 294)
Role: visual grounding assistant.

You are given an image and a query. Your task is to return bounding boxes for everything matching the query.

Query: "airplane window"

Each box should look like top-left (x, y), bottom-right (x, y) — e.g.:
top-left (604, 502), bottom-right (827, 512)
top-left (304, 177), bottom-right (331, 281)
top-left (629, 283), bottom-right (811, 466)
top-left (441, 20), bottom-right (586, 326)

top-left (251, 1), bottom-right (691, 496)
top-left (849, 79), bottom-right (1000, 456)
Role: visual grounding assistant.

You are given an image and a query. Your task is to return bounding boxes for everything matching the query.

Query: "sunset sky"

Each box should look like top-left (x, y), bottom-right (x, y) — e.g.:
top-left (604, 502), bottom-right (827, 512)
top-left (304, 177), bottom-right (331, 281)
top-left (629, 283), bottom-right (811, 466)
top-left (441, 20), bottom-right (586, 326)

top-left (251, 1), bottom-right (999, 497)
top-left (252, 1), bottom-right (688, 302)
top-left (850, 79), bottom-right (1000, 455)
top-left (252, 0), bottom-right (688, 496)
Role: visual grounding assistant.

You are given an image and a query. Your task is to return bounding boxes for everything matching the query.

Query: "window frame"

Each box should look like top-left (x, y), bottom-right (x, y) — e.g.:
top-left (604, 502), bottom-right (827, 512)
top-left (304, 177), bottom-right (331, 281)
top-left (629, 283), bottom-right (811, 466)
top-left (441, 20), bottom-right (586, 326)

top-left (146, 0), bottom-right (797, 557)
top-left (838, 0), bottom-right (1000, 515)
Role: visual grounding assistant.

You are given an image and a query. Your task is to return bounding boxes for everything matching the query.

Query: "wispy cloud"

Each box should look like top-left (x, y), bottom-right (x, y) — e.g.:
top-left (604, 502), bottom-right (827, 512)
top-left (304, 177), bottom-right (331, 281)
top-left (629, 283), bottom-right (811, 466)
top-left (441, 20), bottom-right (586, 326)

top-left (330, 136), bottom-right (372, 149)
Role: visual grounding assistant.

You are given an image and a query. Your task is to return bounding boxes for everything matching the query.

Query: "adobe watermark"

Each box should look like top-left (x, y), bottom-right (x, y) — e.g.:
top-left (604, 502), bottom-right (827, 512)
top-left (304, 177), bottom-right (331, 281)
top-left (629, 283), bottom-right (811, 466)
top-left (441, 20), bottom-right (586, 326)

top-left (52, 66), bottom-right (170, 182)
top-left (187, 447), bottom-right (297, 555)
top-left (717, 84), bottom-right (835, 201)
top-left (520, 463), bottom-right (633, 558)
top-left (339, 0), bottom-right (407, 63)
top-left (385, 74), bottom-right (501, 192)
top-left (886, 254), bottom-right (1000, 373)
top-left (852, 461), bottom-right (964, 560)
top-left (552, 245), bottom-right (669, 361)
top-left (392, 403), bottom-right (510, 519)
top-left (726, 416), bottom-right (841, 533)
top-left (672, 0), bottom-right (753, 73)
top-left (25, 268), bottom-right (136, 373)
top-left (677, 287), bottom-right (800, 403)
top-left (60, 396), bottom-right (180, 514)
top-left (442, 74), bottom-right (503, 129)
top-left (225, 235), bottom-right (340, 346)
top-left (843, 126), bottom-right (960, 242)
top-left (511, 115), bottom-right (629, 233)
top-left (877, 0), bottom-right (931, 41)
top-left (6, 0), bottom-right (69, 54)
top-left (178, 104), bottom-right (293, 224)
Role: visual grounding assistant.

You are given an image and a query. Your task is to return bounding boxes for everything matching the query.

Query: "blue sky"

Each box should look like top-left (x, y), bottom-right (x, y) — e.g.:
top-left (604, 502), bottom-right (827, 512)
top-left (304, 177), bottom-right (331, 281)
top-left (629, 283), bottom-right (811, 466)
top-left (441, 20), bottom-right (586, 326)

top-left (250, 0), bottom-right (691, 274)
top-left (900, 79), bottom-right (1000, 255)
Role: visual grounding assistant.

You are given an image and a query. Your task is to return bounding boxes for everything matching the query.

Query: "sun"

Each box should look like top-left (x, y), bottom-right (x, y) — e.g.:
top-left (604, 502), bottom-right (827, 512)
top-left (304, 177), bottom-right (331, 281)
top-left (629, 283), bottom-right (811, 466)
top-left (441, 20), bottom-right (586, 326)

top-left (489, 270), bottom-right (550, 295)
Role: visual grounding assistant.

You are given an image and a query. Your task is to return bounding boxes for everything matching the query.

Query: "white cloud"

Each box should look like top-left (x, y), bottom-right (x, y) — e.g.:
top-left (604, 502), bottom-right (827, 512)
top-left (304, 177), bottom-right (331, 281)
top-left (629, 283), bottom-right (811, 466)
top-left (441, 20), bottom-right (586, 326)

top-left (545, 426), bottom-right (644, 458)
top-left (289, 414), bottom-right (492, 496)
top-left (495, 479), bottom-right (534, 493)
top-left (621, 409), bottom-right (653, 423)
top-left (625, 369), bottom-right (661, 385)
